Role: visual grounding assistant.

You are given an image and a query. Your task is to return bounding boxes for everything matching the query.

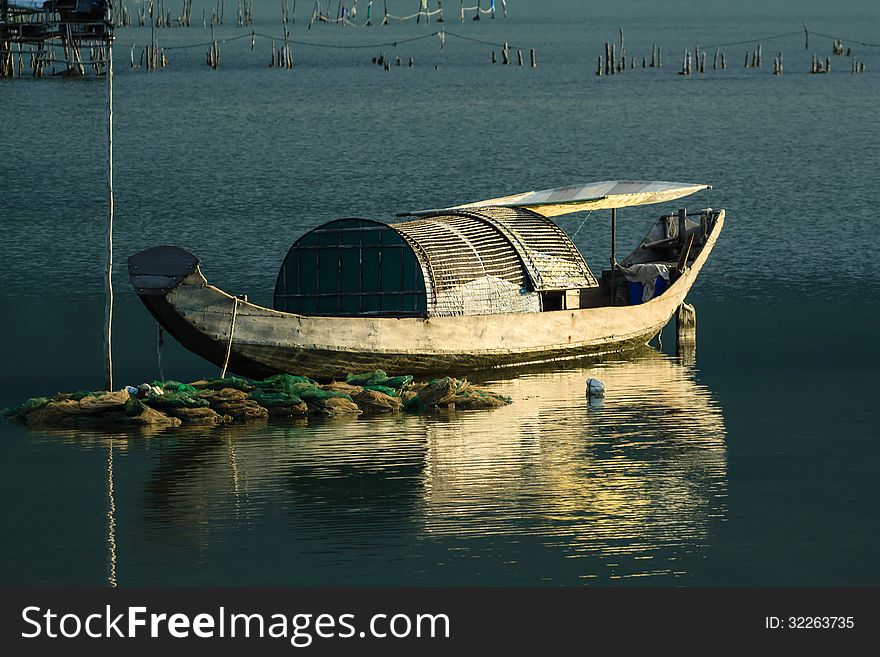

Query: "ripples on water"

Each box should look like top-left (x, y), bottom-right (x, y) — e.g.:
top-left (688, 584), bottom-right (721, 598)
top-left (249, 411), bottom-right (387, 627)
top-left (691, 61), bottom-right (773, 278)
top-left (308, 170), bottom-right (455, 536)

top-left (18, 352), bottom-right (726, 585)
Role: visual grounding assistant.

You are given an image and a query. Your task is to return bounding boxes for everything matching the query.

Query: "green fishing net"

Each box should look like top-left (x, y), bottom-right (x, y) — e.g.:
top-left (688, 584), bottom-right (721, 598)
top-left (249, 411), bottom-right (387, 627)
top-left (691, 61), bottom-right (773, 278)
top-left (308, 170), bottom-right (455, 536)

top-left (346, 370), bottom-right (413, 390)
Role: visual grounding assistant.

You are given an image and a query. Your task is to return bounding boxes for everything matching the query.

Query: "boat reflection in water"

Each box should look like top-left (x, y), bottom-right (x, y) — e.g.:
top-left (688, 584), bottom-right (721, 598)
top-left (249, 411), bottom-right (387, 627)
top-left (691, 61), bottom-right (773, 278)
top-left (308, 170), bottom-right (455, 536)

top-left (420, 349), bottom-right (728, 578)
top-left (31, 348), bottom-right (726, 584)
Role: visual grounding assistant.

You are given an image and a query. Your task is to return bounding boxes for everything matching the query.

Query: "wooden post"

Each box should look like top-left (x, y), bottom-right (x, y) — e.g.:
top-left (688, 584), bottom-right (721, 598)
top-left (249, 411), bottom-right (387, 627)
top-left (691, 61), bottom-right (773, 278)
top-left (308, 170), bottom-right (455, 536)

top-left (658, 46), bottom-right (662, 67)
top-left (104, 36), bottom-right (115, 391)
top-left (516, 49), bottom-right (522, 66)
top-left (675, 302), bottom-right (696, 362)
top-left (677, 208), bottom-right (687, 245)
top-left (491, 50), bottom-right (495, 63)
top-left (713, 47), bottom-right (718, 69)
top-left (651, 43), bottom-right (656, 67)
top-left (597, 54), bottom-right (602, 76)
top-left (502, 41), bottom-right (509, 65)
top-left (530, 48), bottom-right (536, 67)
top-left (721, 52), bottom-right (726, 69)
top-left (677, 302), bottom-right (696, 329)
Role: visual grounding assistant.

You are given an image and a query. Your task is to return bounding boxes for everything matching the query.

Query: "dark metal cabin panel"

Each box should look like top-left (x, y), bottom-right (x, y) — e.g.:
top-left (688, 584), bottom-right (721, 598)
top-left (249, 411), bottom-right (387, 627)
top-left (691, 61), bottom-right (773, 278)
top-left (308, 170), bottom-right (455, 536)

top-left (274, 218), bottom-right (427, 317)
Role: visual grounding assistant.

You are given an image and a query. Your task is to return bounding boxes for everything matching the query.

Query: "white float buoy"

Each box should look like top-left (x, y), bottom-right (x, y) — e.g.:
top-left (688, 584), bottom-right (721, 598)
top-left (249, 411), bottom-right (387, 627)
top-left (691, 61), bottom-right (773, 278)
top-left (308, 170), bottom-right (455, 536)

top-left (586, 378), bottom-right (605, 397)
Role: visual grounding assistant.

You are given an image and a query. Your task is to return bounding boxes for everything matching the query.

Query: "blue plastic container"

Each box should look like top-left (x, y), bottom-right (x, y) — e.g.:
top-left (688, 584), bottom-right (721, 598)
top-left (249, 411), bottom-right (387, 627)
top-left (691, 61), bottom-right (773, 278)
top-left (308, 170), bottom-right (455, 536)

top-left (628, 276), bottom-right (668, 305)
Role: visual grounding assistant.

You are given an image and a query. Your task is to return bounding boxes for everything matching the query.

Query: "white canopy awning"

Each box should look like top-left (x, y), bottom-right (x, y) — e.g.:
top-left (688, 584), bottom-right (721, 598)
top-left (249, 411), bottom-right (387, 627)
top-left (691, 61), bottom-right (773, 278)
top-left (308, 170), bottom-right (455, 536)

top-left (402, 180), bottom-right (711, 218)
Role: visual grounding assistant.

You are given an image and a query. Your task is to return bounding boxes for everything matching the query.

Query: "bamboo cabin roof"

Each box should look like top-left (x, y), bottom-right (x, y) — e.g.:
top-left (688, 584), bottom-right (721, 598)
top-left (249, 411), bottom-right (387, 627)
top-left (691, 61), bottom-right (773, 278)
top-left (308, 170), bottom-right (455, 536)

top-left (395, 206), bottom-right (597, 293)
top-left (401, 180), bottom-right (710, 218)
top-left (274, 207), bottom-right (597, 319)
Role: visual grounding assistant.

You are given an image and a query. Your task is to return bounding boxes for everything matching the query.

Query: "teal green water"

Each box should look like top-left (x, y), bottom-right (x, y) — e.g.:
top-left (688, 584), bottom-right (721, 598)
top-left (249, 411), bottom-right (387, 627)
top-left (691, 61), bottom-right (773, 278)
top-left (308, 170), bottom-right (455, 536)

top-left (1, 0), bottom-right (878, 586)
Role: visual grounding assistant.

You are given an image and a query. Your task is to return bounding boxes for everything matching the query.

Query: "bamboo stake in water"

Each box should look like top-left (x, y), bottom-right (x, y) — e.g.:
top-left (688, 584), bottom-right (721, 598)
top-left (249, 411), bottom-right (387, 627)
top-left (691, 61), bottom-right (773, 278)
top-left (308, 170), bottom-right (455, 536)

top-left (157, 325), bottom-right (165, 381)
top-left (105, 37), bottom-right (115, 391)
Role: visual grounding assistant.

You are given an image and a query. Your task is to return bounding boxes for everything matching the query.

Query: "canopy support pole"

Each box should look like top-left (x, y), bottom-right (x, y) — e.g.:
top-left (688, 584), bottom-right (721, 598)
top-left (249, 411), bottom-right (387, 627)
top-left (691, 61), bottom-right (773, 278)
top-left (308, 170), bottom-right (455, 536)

top-left (610, 207), bottom-right (617, 305)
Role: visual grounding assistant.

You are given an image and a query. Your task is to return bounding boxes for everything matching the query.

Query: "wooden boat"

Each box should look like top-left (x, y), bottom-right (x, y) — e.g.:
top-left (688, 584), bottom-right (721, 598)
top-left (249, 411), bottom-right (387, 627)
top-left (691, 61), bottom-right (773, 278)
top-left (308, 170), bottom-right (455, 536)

top-left (128, 180), bottom-right (724, 379)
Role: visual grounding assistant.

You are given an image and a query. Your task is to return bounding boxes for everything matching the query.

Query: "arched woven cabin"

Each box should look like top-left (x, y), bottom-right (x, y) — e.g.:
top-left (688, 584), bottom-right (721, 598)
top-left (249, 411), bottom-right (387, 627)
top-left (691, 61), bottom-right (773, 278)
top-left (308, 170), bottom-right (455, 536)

top-left (273, 207), bottom-right (599, 318)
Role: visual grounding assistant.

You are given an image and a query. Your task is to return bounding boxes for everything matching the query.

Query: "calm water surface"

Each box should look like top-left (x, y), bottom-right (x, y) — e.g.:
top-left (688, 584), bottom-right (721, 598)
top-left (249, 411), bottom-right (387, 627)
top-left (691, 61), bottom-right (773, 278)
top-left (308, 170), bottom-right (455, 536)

top-left (1, 0), bottom-right (878, 586)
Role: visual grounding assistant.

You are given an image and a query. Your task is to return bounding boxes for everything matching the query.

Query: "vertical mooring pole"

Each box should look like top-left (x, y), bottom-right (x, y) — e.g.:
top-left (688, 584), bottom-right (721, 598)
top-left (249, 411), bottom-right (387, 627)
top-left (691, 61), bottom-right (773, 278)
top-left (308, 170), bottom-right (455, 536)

top-left (104, 29), bottom-right (114, 391)
top-left (611, 207), bottom-right (617, 264)
top-left (676, 302), bottom-right (697, 365)
top-left (610, 207), bottom-right (617, 305)
top-left (677, 207), bottom-right (687, 244)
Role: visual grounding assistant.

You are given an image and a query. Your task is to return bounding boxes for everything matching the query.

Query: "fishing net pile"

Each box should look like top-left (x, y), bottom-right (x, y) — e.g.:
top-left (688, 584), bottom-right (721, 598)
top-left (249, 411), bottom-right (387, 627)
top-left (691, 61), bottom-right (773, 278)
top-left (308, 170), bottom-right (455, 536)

top-left (1, 370), bottom-right (510, 429)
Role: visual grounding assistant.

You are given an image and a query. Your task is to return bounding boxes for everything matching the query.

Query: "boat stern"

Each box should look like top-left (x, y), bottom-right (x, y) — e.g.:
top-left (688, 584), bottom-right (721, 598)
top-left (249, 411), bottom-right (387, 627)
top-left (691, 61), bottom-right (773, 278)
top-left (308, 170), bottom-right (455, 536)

top-left (128, 245), bottom-right (202, 297)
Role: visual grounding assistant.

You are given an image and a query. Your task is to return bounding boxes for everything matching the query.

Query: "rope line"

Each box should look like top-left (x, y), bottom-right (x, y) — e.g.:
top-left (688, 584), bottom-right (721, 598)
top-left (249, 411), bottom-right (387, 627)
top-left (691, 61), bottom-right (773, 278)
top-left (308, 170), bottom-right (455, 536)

top-left (257, 29), bottom-right (442, 49)
top-left (160, 32), bottom-right (252, 51)
top-left (809, 29), bottom-right (880, 48)
top-left (220, 297), bottom-right (239, 379)
top-left (698, 28), bottom-right (880, 50)
top-left (444, 30), bottom-right (524, 49)
top-left (124, 27), bottom-right (530, 55)
top-left (570, 210), bottom-right (593, 241)
top-left (697, 30), bottom-right (802, 49)
top-left (122, 23), bottom-right (879, 60)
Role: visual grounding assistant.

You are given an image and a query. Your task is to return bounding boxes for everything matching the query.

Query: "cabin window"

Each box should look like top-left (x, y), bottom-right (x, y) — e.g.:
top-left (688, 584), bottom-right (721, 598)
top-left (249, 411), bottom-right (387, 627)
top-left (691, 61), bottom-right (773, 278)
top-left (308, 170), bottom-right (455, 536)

top-left (540, 290), bottom-right (583, 311)
top-left (541, 291), bottom-right (564, 312)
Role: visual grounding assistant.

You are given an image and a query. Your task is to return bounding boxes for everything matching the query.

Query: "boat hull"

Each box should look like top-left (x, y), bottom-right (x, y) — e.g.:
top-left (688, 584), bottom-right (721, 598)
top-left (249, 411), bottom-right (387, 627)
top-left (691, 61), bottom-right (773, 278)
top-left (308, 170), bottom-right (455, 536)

top-left (130, 212), bottom-right (724, 380)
